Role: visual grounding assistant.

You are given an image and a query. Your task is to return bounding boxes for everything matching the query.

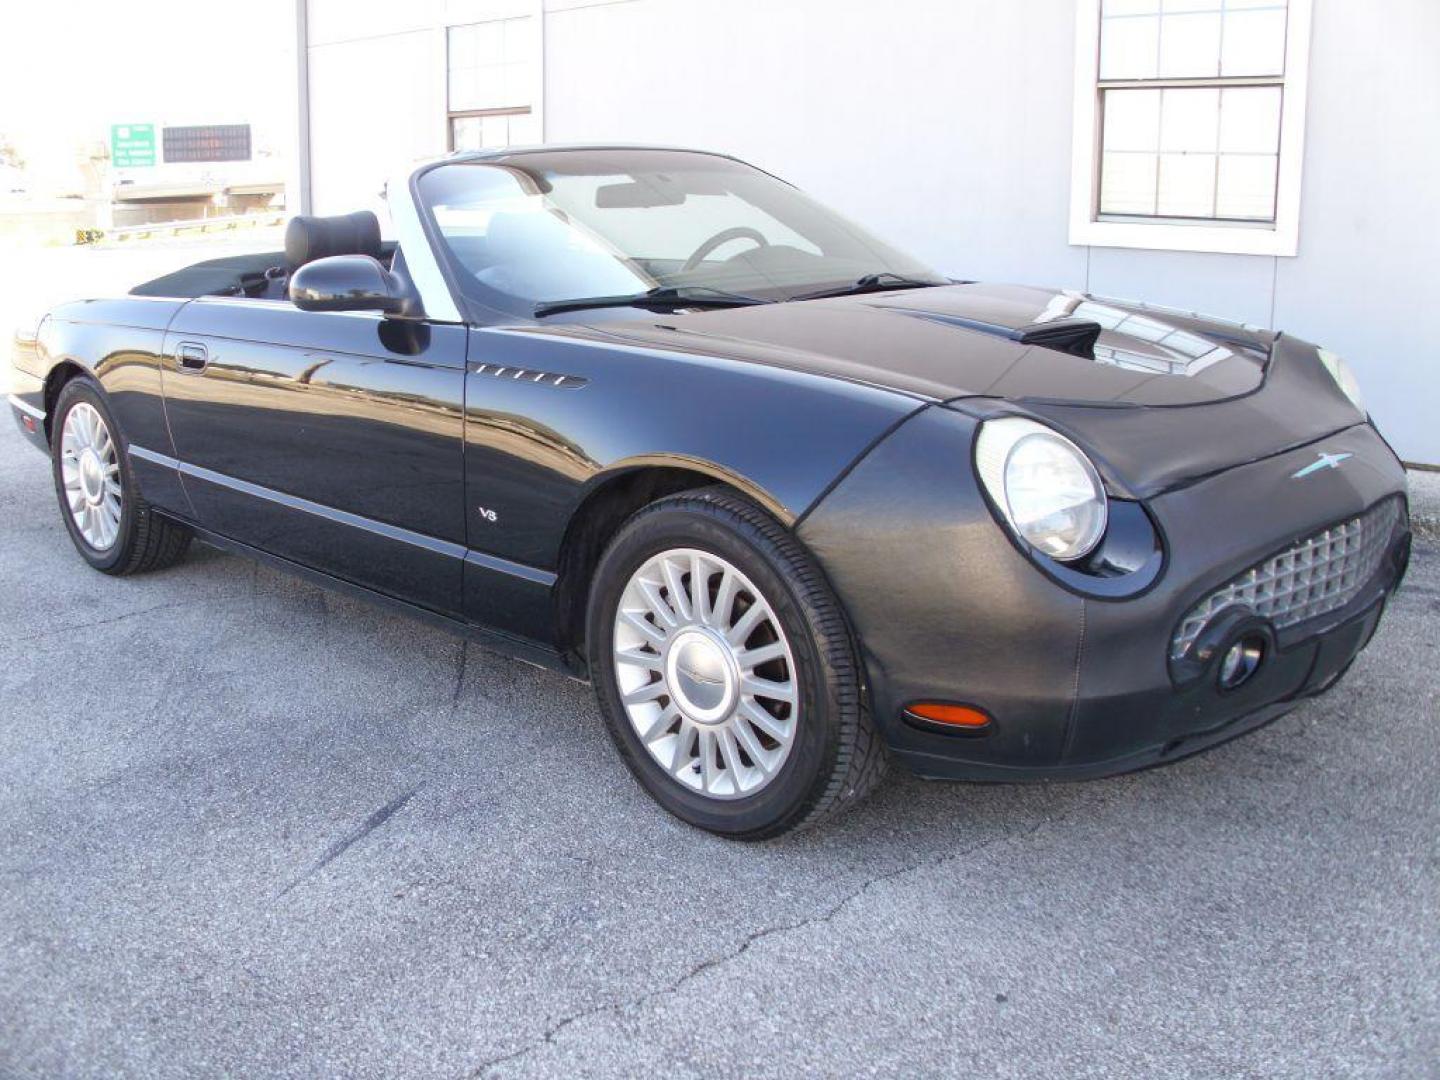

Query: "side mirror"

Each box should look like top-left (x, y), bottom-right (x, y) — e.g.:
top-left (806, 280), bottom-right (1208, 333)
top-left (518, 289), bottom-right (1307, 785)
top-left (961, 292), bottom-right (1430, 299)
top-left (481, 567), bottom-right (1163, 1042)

top-left (288, 254), bottom-right (423, 318)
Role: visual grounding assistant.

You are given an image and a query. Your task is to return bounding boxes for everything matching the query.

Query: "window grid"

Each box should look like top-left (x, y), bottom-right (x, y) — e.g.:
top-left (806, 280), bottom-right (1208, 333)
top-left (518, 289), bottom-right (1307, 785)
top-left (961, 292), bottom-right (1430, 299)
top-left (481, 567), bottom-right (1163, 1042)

top-left (446, 18), bottom-right (539, 153)
top-left (1095, 0), bottom-right (1288, 225)
top-left (448, 108), bottom-right (534, 153)
top-left (447, 19), bottom-right (536, 114)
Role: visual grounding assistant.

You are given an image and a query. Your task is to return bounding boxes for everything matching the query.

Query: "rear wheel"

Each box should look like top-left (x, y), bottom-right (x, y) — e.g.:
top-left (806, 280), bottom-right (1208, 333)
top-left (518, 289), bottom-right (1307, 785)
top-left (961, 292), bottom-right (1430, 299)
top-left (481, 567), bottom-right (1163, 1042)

top-left (51, 379), bottom-right (191, 575)
top-left (588, 487), bottom-right (886, 839)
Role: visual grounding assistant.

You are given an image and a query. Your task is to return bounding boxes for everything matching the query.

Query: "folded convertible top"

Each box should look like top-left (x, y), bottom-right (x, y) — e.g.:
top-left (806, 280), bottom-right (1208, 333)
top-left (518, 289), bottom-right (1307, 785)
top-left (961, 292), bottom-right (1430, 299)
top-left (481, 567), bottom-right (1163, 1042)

top-left (129, 251), bottom-right (286, 299)
top-left (129, 240), bottom-right (398, 300)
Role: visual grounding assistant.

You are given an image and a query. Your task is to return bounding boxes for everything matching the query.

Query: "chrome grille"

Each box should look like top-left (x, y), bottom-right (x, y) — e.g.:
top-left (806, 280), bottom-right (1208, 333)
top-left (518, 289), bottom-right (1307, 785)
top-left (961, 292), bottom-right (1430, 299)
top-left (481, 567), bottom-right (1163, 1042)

top-left (1170, 499), bottom-right (1402, 661)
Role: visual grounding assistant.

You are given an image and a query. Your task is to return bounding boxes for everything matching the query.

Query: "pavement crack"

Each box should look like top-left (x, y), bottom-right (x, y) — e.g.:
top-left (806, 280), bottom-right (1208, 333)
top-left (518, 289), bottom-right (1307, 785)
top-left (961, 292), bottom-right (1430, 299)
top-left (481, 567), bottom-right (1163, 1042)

top-left (467, 806), bottom-right (1069, 1077)
top-left (278, 784), bottom-right (423, 898)
top-left (3, 600), bottom-right (193, 647)
top-left (452, 641), bottom-right (470, 707)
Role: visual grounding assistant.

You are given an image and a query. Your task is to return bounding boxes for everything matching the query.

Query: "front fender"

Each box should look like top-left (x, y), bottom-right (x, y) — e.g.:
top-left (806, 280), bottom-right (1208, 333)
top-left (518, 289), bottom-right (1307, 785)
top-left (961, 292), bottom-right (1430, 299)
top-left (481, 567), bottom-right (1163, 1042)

top-left (31, 297), bottom-right (190, 510)
top-left (796, 404), bottom-right (1086, 769)
top-left (461, 325), bottom-right (923, 570)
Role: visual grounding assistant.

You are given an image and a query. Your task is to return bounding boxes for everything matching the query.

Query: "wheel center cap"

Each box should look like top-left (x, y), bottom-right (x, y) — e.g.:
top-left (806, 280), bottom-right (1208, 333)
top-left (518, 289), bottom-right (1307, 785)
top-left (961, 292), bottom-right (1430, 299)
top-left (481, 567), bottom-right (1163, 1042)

top-left (79, 450), bottom-right (104, 504)
top-left (666, 628), bottom-right (737, 724)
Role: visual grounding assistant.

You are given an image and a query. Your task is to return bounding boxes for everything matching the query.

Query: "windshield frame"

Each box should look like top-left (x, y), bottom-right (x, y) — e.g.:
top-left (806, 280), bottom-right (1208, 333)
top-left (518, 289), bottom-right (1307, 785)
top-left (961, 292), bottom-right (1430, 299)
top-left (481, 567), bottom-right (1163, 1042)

top-left (411, 148), bottom-right (947, 327)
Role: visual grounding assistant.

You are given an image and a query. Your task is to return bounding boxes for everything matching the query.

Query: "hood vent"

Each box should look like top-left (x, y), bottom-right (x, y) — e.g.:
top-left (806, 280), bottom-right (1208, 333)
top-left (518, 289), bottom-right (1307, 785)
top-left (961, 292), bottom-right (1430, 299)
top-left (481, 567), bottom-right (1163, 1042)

top-left (894, 310), bottom-right (1103, 360)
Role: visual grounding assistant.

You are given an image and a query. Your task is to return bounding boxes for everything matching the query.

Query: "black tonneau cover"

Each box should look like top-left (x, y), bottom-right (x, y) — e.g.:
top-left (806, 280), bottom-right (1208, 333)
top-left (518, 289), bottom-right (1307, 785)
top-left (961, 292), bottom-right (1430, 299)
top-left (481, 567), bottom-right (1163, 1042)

top-left (129, 251), bottom-right (286, 300)
top-left (129, 241), bottom-right (398, 300)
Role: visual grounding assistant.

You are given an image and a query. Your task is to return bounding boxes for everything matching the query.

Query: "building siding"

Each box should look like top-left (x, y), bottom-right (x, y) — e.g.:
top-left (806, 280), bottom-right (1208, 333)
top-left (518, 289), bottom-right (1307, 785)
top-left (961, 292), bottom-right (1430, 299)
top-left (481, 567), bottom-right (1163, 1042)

top-left (303, 0), bottom-right (1439, 463)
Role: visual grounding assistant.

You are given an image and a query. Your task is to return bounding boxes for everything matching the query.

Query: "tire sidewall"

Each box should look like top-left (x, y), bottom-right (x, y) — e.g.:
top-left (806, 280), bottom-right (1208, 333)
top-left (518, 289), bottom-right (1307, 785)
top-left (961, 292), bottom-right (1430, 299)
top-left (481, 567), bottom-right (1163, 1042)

top-left (51, 379), bottom-right (139, 573)
top-left (588, 499), bottom-right (848, 838)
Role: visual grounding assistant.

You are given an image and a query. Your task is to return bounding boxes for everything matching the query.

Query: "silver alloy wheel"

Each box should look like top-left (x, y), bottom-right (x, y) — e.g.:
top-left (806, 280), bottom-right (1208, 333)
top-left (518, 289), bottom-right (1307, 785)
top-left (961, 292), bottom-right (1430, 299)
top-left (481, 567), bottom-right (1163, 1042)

top-left (613, 547), bottom-right (799, 799)
top-left (59, 402), bottom-right (123, 551)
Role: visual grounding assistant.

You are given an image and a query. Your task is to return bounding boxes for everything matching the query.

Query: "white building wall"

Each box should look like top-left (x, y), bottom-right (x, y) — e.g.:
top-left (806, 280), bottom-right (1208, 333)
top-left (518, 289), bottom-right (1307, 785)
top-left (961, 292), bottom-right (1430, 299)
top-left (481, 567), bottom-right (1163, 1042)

top-left (303, 0), bottom-right (1440, 463)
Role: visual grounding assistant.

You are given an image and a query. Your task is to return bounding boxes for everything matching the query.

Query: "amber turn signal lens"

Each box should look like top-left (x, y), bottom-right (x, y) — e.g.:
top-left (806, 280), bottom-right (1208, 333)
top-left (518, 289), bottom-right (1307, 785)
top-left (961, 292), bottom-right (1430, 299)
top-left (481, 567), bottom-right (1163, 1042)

top-left (906, 702), bottom-right (992, 729)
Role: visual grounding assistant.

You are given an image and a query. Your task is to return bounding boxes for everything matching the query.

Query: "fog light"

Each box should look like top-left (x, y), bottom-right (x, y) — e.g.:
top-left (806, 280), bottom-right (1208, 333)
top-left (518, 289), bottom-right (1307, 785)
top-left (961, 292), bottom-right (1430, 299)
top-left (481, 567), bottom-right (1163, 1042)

top-left (1218, 636), bottom-right (1265, 690)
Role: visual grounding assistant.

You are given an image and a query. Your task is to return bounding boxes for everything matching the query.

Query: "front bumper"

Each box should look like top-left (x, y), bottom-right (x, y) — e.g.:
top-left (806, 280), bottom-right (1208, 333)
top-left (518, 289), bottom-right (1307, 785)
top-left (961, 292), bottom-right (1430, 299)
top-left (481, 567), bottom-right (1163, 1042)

top-left (10, 326), bottom-right (49, 453)
top-left (797, 407), bottom-right (1411, 782)
top-left (903, 570), bottom-right (1401, 782)
top-left (8, 376), bottom-right (49, 453)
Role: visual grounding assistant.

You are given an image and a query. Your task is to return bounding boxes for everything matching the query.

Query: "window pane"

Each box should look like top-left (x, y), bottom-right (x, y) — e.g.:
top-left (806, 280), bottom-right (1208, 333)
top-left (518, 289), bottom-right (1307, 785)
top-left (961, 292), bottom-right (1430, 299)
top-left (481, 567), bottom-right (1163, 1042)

top-left (480, 115), bottom-right (511, 149)
top-left (1221, 7), bottom-right (1288, 76)
top-left (1218, 86), bottom-right (1282, 153)
top-left (1100, 152), bottom-right (1159, 214)
top-left (1160, 0), bottom-right (1219, 11)
top-left (1157, 12), bottom-right (1222, 77)
top-left (1157, 153), bottom-right (1217, 217)
top-left (1103, 89), bottom-right (1162, 152)
top-left (449, 18), bottom-right (534, 111)
top-left (473, 22), bottom-right (504, 64)
top-left (1159, 87), bottom-right (1220, 152)
top-left (1103, 0), bottom-right (1159, 14)
top-left (451, 116), bottom-right (481, 152)
top-left (1216, 154), bottom-right (1278, 219)
top-left (503, 16), bottom-right (538, 63)
top-left (1100, 15), bottom-right (1160, 79)
top-left (450, 25), bottom-right (479, 69)
top-left (452, 110), bottom-right (533, 152)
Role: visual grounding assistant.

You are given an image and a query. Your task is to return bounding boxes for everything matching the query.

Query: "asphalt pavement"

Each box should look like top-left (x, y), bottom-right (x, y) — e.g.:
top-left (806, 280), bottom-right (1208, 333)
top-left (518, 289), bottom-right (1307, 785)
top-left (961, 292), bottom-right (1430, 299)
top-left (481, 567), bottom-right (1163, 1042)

top-left (1, 416), bottom-right (1437, 1079)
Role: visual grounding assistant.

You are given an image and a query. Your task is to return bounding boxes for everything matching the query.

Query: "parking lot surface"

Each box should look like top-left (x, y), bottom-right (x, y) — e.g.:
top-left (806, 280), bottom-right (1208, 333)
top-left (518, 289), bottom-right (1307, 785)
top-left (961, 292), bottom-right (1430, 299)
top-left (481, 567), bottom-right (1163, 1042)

top-left (1, 415), bottom-right (1437, 1079)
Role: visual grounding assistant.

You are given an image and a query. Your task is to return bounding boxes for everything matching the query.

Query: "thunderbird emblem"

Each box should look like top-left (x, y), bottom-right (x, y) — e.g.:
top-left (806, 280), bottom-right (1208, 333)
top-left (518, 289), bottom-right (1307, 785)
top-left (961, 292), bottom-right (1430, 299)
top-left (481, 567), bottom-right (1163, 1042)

top-left (1291, 451), bottom-right (1352, 479)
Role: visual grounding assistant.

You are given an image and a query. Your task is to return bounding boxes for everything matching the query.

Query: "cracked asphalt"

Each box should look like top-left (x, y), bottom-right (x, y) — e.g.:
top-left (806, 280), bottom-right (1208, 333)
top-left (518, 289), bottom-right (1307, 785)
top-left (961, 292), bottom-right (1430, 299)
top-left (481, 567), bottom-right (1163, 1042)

top-left (1, 414), bottom-right (1438, 1079)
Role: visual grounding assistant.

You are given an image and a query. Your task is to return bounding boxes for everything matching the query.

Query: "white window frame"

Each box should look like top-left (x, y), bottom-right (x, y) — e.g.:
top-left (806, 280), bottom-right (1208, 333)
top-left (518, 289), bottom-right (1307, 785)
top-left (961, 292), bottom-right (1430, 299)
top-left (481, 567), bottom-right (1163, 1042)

top-left (1068, 0), bottom-right (1313, 257)
top-left (443, 0), bottom-right (546, 150)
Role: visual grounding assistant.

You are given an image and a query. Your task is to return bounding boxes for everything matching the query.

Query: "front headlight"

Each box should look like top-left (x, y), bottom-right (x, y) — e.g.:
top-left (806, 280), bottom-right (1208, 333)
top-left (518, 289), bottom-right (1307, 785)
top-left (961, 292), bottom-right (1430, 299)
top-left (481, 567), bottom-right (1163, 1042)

top-left (1318, 348), bottom-right (1365, 413)
top-left (975, 417), bottom-right (1108, 562)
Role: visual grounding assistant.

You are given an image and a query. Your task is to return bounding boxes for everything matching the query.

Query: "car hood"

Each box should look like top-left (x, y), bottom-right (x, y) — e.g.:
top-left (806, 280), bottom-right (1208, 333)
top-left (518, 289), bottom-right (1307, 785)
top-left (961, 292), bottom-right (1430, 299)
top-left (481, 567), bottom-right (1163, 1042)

top-left (566, 283), bottom-right (1277, 406)
top-left (543, 283), bottom-right (1363, 496)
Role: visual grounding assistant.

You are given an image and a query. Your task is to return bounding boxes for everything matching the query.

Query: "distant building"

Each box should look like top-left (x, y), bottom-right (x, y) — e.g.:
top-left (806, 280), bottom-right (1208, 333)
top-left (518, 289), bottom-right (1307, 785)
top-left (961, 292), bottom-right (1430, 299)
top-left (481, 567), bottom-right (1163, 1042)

top-left (105, 121), bottom-right (284, 226)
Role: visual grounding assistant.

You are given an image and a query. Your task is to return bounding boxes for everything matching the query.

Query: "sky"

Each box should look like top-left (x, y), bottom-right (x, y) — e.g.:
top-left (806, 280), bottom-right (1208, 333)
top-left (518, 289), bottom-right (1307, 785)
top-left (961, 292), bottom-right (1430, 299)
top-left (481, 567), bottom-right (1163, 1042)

top-left (1, 1), bottom-right (293, 189)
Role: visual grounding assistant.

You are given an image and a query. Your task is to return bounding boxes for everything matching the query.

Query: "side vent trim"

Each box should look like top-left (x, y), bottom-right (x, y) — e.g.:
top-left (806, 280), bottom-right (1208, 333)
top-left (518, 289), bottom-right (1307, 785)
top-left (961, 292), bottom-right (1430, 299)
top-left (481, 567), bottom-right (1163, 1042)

top-left (470, 363), bottom-right (587, 389)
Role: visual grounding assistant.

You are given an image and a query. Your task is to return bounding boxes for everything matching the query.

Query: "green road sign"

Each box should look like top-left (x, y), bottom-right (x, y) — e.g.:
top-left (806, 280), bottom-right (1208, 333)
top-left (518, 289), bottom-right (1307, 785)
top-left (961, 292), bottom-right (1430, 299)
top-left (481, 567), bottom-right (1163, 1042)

top-left (110, 123), bottom-right (156, 168)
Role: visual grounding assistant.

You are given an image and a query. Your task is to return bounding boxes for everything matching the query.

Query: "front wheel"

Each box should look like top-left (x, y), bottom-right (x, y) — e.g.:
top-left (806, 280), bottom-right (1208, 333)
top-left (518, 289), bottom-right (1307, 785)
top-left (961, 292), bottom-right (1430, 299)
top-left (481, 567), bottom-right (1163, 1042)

top-left (588, 487), bottom-right (886, 839)
top-left (51, 378), bottom-right (191, 575)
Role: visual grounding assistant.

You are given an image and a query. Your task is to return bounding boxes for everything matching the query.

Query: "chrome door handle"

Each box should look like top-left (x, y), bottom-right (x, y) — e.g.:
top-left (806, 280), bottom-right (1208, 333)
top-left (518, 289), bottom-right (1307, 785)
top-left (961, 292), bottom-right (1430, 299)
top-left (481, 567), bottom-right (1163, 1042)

top-left (177, 342), bottom-right (209, 373)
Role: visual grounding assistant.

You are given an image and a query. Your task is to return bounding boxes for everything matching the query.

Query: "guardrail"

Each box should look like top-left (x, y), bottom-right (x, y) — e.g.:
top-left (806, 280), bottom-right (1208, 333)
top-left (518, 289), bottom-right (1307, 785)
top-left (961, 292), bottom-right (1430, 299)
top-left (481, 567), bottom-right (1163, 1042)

top-left (77, 212), bottom-right (286, 245)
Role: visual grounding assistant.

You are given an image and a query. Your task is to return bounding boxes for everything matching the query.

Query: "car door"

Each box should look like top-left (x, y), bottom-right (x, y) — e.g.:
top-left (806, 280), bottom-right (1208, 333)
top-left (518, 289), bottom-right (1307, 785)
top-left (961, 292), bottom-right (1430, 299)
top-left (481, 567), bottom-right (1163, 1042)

top-left (159, 299), bottom-right (469, 618)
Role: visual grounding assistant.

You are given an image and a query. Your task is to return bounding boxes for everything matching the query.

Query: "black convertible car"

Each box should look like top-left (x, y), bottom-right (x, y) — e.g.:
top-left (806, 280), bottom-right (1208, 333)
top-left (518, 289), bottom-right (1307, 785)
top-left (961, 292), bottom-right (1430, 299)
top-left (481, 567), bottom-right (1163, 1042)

top-left (8, 146), bottom-right (1411, 837)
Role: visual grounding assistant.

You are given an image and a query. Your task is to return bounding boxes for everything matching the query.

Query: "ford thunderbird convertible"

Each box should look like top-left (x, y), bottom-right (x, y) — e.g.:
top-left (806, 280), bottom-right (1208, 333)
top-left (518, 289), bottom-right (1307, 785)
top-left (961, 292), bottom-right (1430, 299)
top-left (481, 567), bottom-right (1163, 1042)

top-left (8, 146), bottom-right (1412, 837)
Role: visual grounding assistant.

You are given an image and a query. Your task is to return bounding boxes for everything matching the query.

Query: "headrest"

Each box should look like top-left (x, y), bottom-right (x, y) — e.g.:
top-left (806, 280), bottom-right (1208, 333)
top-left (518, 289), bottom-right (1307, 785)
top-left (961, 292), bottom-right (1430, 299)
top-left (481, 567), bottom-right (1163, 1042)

top-left (285, 211), bottom-right (383, 270)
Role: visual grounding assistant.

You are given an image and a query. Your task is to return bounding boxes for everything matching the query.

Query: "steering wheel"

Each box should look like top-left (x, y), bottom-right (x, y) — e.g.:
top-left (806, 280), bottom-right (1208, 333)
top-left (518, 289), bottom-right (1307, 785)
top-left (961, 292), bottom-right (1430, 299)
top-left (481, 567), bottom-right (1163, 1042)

top-left (681, 227), bottom-right (769, 272)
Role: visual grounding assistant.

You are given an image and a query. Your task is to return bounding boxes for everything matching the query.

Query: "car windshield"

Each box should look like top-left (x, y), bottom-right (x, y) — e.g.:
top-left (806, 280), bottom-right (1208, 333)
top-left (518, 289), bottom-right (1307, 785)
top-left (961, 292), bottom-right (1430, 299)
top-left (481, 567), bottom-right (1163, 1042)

top-left (415, 149), bottom-right (947, 321)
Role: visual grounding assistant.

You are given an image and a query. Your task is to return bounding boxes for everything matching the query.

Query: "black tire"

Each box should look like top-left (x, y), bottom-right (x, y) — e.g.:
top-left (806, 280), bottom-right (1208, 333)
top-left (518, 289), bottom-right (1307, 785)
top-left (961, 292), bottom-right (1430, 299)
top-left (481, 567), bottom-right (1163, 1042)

top-left (51, 378), bottom-right (191, 576)
top-left (587, 486), bottom-right (886, 839)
